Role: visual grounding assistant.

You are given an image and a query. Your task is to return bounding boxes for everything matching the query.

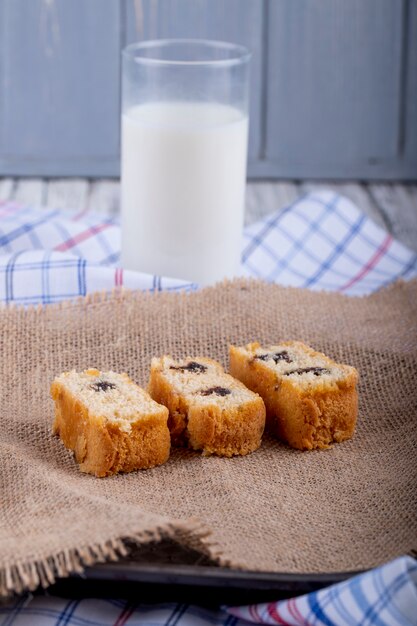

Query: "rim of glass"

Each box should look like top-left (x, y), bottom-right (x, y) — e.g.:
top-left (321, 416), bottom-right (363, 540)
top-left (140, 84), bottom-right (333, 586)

top-left (122, 39), bottom-right (251, 67)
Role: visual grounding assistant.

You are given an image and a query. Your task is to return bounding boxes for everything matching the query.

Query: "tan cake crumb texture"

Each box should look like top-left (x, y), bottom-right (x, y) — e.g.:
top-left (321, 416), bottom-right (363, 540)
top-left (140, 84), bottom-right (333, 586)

top-left (50, 369), bottom-right (170, 477)
top-left (148, 356), bottom-right (266, 457)
top-left (229, 341), bottom-right (359, 450)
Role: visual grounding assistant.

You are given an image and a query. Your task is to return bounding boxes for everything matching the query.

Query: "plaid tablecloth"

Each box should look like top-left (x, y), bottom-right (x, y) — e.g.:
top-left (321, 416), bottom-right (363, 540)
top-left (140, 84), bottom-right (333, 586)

top-left (1, 190), bottom-right (416, 304)
top-left (1, 189), bottom-right (417, 625)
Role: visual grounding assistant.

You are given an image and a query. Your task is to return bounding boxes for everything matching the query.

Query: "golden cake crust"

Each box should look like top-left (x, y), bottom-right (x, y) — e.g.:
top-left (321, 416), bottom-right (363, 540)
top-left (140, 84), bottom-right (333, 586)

top-left (51, 369), bottom-right (170, 477)
top-left (148, 356), bottom-right (266, 457)
top-left (229, 341), bottom-right (359, 450)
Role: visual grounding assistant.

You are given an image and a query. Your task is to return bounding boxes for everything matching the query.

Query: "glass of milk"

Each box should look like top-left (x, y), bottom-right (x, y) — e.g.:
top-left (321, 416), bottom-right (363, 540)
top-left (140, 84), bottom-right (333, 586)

top-left (121, 39), bottom-right (251, 285)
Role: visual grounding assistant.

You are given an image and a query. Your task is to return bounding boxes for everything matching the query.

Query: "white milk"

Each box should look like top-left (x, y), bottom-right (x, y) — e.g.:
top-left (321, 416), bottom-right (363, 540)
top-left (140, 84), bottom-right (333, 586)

top-left (121, 102), bottom-right (248, 285)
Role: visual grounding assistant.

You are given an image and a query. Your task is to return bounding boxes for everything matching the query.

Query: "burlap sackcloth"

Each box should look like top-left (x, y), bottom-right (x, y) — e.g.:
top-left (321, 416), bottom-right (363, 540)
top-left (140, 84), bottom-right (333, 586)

top-left (1, 279), bottom-right (416, 597)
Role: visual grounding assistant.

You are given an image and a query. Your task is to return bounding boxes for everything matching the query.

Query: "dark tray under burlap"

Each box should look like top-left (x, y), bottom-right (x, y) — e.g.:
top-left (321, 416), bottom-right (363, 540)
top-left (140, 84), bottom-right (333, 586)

top-left (1, 279), bottom-right (416, 597)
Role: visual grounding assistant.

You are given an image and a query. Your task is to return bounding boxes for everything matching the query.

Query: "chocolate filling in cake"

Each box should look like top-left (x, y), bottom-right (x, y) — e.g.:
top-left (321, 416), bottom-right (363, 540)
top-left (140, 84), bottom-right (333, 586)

top-left (256, 351), bottom-right (293, 364)
top-left (90, 380), bottom-right (117, 392)
top-left (170, 361), bottom-right (207, 374)
top-left (284, 367), bottom-right (330, 377)
top-left (200, 386), bottom-right (231, 397)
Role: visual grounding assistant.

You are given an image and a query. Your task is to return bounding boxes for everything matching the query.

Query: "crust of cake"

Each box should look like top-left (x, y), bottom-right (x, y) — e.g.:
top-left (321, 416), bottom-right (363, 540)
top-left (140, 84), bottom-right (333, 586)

top-left (148, 357), bottom-right (265, 457)
top-left (229, 342), bottom-right (358, 451)
top-left (51, 375), bottom-right (170, 477)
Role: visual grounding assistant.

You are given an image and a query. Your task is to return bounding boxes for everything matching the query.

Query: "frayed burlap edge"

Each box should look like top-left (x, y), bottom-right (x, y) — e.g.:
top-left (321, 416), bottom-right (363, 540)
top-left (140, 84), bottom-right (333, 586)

top-left (0, 518), bottom-right (227, 599)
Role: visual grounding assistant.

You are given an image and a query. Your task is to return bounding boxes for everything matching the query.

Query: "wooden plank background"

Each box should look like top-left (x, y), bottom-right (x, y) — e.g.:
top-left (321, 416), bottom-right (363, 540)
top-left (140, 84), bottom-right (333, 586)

top-left (0, 0), bottom-right (416, 179)
top-left (0, 0), bottom-right (121, 176)
top-left (266, 1), bottom-right (402, 162)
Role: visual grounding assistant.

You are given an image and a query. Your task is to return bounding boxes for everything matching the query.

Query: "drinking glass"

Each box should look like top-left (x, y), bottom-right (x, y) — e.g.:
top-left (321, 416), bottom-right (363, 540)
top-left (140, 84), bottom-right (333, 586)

top-left (121, 39), bottom-right (251, 285)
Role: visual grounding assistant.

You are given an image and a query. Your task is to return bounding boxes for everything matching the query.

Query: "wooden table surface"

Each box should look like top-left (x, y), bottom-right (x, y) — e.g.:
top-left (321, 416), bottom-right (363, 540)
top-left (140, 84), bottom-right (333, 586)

top-left (1, 178), bottom-right (416, 252)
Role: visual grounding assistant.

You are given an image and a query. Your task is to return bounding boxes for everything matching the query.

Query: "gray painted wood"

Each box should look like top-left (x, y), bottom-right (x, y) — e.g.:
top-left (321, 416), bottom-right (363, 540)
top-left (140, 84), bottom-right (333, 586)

top-left (0, 178), bottom-right (15, 200)
top-left (87, 180), bottom-right (120, 216)
top-left (12, 179), bottom-right (46, 205)
top-left (404, 0), bottom-right (417, 167)
top-left (47, 179), bottom-right (89, 212)
top-left (125, 0), bottom-right (264, 160)
top-left (245, 182), bottom-right (299, 224)
top-left (266, 0), bottom-right (404, 166)
top-left (368, 184), bottom-right (417, 251)
top-left (0, 0), bottom-right (416, 180)
top-left (248, 159), bottom-right (417, 181)
top-left (409, 186), bottom-right (417, 209)
top-left (0, 0), bottom-right (121, 176)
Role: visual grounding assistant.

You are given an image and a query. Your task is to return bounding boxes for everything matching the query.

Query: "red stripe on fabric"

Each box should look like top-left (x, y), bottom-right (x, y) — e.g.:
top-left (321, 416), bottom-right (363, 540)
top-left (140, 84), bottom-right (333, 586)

top-left (267, 602), bottom-right (290, 625)
top-left (287, 598), bottom-right (305, 624)
top-left (249, 604), bottom-right (261, 622)
top-left (0, 202), bottom-right (19, 217)
top-left (254, 604), bottom-right (264, 622)
top-left (113, 604), bottom-right (135, 626)
top-left (114, 268), bottom-right (124, 287)
top-left (72, 207), bottom-right (90, 221)
top-left (54, 222), bottom-right (111, 252)
top-left (339, 234), bottom-right (393, 292)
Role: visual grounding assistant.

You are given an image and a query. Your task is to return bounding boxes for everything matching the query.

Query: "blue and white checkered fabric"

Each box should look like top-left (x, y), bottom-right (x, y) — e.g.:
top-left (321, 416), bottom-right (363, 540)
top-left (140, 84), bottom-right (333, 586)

top-left (0, 190), bottom-right (416, 305)
top-left (228, 556), bottom-right (417, 626)
top-left (1, 557), bottom-right (416, 625)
